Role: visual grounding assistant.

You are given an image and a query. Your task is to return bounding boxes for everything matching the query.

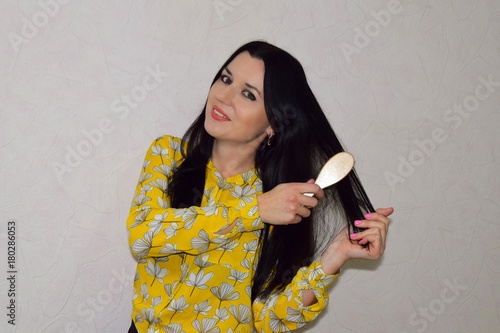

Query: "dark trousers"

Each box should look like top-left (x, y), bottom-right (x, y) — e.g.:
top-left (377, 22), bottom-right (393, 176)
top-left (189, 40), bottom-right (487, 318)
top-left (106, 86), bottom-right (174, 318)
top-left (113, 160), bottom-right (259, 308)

top-left (128, 321), bottom-right (138, 333)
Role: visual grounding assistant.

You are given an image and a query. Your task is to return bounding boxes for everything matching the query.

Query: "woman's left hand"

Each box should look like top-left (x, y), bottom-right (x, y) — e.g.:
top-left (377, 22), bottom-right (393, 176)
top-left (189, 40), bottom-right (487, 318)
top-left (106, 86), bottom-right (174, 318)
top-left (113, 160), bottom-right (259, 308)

top-left (320, 207), bottom-right (394, 275)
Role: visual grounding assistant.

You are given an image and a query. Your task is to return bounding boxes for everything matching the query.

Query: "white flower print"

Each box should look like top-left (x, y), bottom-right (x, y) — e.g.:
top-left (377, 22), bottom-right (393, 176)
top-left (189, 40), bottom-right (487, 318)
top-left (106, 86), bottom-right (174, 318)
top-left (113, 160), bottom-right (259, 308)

top-left (192, 318), bottom-right (220, 333)
top-left (141, 307), bottom-right (161, 326)
top-left (130, 207), bottom-right (151, 228)
top-left (193, 300), bottom-right (213, 317)
top-left (251, 216), bottom-right (262, 228)
top-left (138, 171), bottom-right (153, 184)
top-left (157, 195), bottom-right (169, 209)
top-left (150, 177), bottom-right (168, 193)
top-left (132, 193), bottom-right (152, 208)
top-left (148, 212), bottom-right (168, 236)
top-left (161, 323), bottom-right (184, 333)
top-left (308, 266), bottom-right (322, 281)
top-left (203, 187), bottom-right (216, 206)
top-left (248, 205), bottom-right (259, 217)
top-left (173, 207), bottom-right (199, 229)
top-left (142, 158), bottom-right (151, 169)
top-left (230, 184), bottom-right (256, 207)
top-left (168, 136), bottom-right (182, 153)
top-left (268, 310), bottom-right (290, 332)
top-left (210, 282), bottom-right (240, 306)
top-left (166, 295), bottom-right (190, 323)
top-left (218, 239), bottom-right (239, 252)
top-left (151, 144), bottom-right (169, 157)
top-left (243, 240), bottom-right (258, 254)
top-left (194, 254), bottom-right (214, 268)
top-left (140, 183), bottom-right (153, 194)
top-left (132, 230), bottom-right (153, 257)
top-left (179, 262), bottom-right (189, 283)
top-left (191, 229), bottom-right (211, 253)
top-left (169, 158), bottom-right (179, 170)
top-left (201, 204), bottom-right (219, 217)
top-left (154, 256), bottom-right (169, 262)
top-left (153, 164), bottom-right (173, 178)
top-left (267, 293), bottom-right (279, 309)
top-left (145, 260), bottom-right (168, 285)
top-left (229, 304), bottom-right (252, 325)
top-left (283, 287), bottom-right (293, 303)
top-left (214, 170), bottom-right (233, 191)
top-left (163, 222), bottom-right (178, 239)
top-left (254, 177), bottom-right (263, 192)
top-left (241, 258), bottom-right (250, 270)
top-left (297, 276), bottom-right (312, 290)
top-left (245, 285), bottom-right (252, 298)
top-left (241, 170), bottom-right (255, 183)
top-left (167, 295), bottom-right (190, 313)
top-left (164, 280), bottom-right (179, 297)
top-left (213, 307), bottom-right (230, 322)
top-left (221, 206), bottom-right (229, 218)
top-left (227, 269), bottom-right (249, 284)
top-left (140, 283), bottom-right (149, 301)
top-left (317, 274), bottom-right (336, 289)
top-left (285, 307), bottom-right (305, 324)
top-left (186, 269), bottom-right (214, 296)
top-left (132, 286), bottom-right (138, 300)
top-left (159, 242), bottom-right (177, 254)
top-left (151, 296), bottom-right (162, 307)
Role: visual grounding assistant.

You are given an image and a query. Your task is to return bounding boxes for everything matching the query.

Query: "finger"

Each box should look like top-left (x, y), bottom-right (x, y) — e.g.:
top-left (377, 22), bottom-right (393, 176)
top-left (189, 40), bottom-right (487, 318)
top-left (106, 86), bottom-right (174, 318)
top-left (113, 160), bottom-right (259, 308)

top-left (296, 205), bottom-right (311, 219)
top-left (314, 187), bottom-right (325, 200)
top-left (302, 180), bottom-right (324, 200)
top-left (293, 214), bottom-right (302, 224)
top-left (375, 207), bottom-right (394, 217)
top-left (298, 182), bottom-right (322, 196)
top-left (358, 234), bottom-right (385, 257)
top-left (364, 212), bottom-right (390, 226)
top-left (354, 218), bottom-right (388, 244)
top-left (300, 195), bottom-right (319, 208)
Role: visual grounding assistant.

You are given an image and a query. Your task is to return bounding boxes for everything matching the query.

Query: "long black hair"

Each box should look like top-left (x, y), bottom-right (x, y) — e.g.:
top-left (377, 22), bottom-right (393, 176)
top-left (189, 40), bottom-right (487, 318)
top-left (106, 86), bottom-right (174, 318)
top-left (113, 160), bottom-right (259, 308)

top-left (167, 41), bottom-right (374, 302)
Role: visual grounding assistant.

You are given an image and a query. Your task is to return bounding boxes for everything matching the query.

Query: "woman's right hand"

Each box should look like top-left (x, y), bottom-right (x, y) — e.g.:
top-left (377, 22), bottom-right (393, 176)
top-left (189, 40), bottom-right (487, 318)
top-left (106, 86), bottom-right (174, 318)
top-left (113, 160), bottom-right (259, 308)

top-left (256, 180), bottom-right (324, 225)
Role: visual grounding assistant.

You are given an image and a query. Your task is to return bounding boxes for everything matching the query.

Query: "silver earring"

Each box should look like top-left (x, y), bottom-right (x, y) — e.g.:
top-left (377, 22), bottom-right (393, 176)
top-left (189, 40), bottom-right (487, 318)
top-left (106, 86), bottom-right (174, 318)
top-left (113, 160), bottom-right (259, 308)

top-left (267, 132), bottom-right (274, 146)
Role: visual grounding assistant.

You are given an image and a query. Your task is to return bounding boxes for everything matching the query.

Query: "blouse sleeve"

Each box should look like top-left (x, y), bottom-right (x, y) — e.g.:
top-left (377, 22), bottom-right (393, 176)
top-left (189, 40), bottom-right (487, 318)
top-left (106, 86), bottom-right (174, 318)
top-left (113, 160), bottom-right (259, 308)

top-left (252, 257), bottom-right (338, 332)
top-left (127, 135), bottom-right (263, 259)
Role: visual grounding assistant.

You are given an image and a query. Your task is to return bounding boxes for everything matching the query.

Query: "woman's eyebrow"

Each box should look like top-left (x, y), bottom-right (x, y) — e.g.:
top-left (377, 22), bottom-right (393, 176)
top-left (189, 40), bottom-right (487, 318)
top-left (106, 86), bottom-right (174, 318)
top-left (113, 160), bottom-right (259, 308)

top-left (224, 67), bottom-right (262, 97)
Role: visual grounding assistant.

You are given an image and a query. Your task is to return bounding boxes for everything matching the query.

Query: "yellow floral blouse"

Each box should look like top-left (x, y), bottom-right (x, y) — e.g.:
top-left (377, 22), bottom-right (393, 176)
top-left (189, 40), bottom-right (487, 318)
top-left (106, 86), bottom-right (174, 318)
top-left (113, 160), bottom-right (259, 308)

top-left (127, 135), bottom-right (338, 332)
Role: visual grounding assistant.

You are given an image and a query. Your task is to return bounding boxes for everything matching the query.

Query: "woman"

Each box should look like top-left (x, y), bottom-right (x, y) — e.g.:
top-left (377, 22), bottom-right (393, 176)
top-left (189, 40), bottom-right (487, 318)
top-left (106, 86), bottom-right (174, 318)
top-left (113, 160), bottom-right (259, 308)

top-left (127, 41), bottom-right (393, 332)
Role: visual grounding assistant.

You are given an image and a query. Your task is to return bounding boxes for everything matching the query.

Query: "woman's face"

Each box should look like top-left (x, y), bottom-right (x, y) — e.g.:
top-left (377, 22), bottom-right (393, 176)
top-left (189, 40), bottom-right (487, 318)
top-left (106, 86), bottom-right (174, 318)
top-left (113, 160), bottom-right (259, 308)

top-left (204, 51), bottom-right (271, 148)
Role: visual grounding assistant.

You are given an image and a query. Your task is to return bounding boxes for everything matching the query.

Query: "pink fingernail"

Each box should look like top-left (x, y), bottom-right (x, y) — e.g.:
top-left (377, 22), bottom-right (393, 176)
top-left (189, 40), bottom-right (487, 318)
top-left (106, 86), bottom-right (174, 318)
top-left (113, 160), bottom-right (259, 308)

top-left (350, 233), bottom-right (357, 238)
top-left (354, 220), bottom-right (362, 225)
top-left (358, 240), bottom-right (363, 245)
top-left (365, 213), bottom-right (372, 218)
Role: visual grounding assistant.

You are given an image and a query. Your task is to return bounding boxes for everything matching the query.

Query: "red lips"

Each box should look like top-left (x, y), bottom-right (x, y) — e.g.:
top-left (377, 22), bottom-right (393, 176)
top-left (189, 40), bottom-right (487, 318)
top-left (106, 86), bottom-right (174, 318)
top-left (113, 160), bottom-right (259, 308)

top-left (211, 105), bottom-right (231, 121)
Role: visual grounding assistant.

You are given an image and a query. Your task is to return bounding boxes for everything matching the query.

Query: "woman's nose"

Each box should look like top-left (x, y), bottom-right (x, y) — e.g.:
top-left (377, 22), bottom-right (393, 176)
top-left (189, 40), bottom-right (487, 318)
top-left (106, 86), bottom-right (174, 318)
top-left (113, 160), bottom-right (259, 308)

top-left (216, 85), bottom-right (235, 106)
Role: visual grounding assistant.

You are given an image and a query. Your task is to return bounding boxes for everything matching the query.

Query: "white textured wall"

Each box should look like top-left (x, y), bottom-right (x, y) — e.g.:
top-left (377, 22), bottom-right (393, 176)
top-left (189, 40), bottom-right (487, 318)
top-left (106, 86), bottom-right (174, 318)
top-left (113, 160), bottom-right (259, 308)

top-left (1, 1), bottom-right (499, 332)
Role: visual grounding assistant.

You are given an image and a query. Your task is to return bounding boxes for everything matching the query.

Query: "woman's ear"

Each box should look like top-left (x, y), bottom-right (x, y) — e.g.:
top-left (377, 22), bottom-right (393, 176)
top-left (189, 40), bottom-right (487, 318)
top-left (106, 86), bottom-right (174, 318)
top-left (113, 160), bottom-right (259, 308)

top-left (266, 126), bottom-right (274, 137)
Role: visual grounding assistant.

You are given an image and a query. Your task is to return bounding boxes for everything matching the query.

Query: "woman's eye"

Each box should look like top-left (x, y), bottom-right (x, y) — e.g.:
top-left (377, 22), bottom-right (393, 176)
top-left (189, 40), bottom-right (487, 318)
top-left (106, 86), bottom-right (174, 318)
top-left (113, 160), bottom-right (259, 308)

top-left (243, 91), bottom-right (256, 101)
top-left (221, 75), bottom-right (231, 84)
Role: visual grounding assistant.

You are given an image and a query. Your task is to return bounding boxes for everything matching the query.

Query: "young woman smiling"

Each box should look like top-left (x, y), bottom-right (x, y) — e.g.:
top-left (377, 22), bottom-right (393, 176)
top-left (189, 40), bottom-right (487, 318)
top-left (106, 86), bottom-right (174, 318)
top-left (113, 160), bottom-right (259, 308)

top-left (127, 41), bottom-right (393, 332)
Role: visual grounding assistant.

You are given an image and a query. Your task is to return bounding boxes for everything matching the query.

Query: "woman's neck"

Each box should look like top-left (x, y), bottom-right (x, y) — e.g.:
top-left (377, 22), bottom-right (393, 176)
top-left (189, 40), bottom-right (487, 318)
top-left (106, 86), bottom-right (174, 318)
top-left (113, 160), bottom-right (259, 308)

top-left (211, 140), bottom-right (257, 179)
